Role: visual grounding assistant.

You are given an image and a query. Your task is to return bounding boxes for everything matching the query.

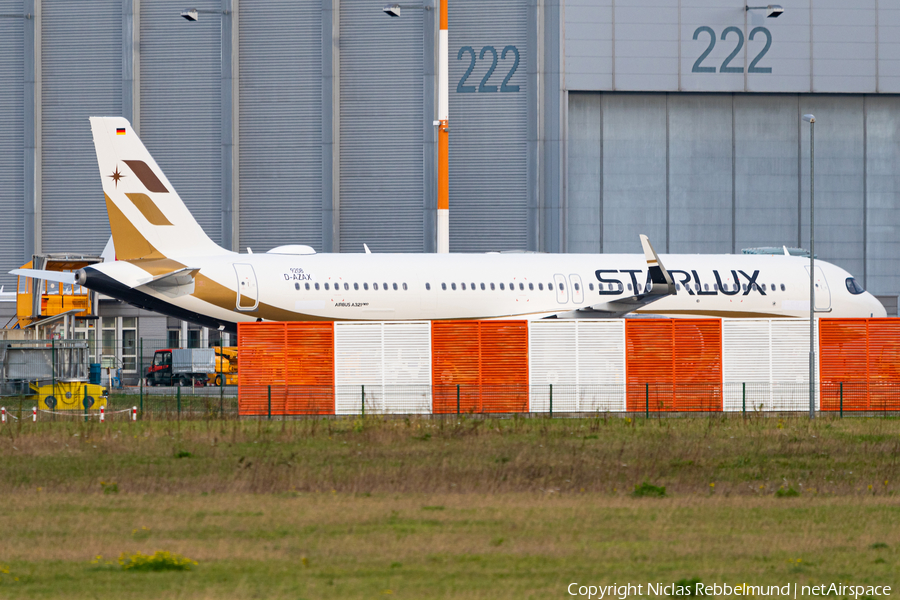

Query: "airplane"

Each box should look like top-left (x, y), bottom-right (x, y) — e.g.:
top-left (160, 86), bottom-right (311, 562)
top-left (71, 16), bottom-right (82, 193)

top-left (10, 116), bottom-right (886, 333)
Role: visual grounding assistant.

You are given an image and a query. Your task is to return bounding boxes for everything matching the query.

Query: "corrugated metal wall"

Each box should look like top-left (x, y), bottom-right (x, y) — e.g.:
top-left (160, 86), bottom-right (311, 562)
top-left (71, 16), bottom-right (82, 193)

top-left (722, 319), bottom-right (810, 411)
top-left (238, 322), bottom-right (334, 416)
top-left (284, 322), bottom-right (334, 414)
top-left (238, 0), bottom-right (323, 253)
top-left (625, 319), bottom-right (722, 412)
top-left (0, 0), bottom-right (24, 286)
top-left (41, 0), bottom-right (121, 254)
top-left (139, 0), bottom-right (222, 244)
top-left (567, 91), bottom-right (900, 301)
top-left (529, 320), bottom-right (625, 412)
top-left (448, 0), bottom-right (528, 251)
top-left (431, 320), bottom-right (528, 413)
top-left (819, 318), bottom-right (900, 411)
top-left (338, 0), bottom-right (424, 253)
top-left (334, 322), bottom-right (431, 414)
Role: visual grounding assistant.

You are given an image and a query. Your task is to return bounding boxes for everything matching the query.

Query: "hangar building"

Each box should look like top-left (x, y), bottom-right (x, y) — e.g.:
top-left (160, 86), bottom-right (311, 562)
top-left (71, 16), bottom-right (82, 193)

top-left (0, 0), bottom-right (897, 375)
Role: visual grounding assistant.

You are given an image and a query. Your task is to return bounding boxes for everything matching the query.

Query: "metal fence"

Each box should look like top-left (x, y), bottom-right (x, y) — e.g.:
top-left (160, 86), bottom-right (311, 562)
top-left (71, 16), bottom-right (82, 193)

top-left (2, 338), bottom-right (900, 420)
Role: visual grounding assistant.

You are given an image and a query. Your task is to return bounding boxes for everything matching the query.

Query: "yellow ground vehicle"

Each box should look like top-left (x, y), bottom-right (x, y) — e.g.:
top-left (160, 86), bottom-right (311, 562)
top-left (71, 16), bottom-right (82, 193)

top-left (1, 340), bottom-right (106, 410)
top-left (213, 347), bottom-right (238, 386)
top-left (11, 254), bottom-right (102, 331)
top-left (35, 381), bottom-right (107, 410)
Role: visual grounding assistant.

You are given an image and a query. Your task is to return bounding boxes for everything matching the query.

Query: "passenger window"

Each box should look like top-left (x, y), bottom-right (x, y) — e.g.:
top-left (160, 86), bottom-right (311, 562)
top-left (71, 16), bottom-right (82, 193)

top-left (742, 284), bottom-right (748, 292)
top-left (575, 283), bottom-right (581, 291)
top-left (461, 283), bottom-right (466, 290)
top-left (402, 283), bottom-right (407, 290)
top-left (295, 283), bottom-right (300, 290)
top-left (628, 283), bottom-right (633, 291)
top-left (499, 283), bottom-right (505, 290)
top-left (353, 283), bottom-right (359, 290)
top-left (770, 283), bottom-right (775, 291)
top-left (675, 284), bottom-right (681, 291)
top-left (393, 283), bottom-right (398, 290)
top-left (441, 283), bottom-right (446, 290)
top-left (761, 284), bottom-right (766, 291)
top-left (539, 283), bottom-right (544, 291)
top-left (470, 283), bottom-right (475, 290)
top-left (343, 283), bottom-right (348, 290)
top-left (305, 283), bottom-right (310, 290)
top-left (560, 283), bottom-right (565, 291)
top-left (324, 283), bottom-right (330, 291)
top-left (780, 284), bottom-right (786, 291)
top-left (480, 283), bottom-right (485, 290)
top-left (426, 283), bottom-right (431, 290)
top-left (704, 284), bottom-right (709, 291)
top-left (490, 283), bottom-right (495, 290)
top-left (518, 283), bottom-right (523, 291)
top-left (528, 283), bottom-right (534, 291)
top-left (315, 283), bottom-right (320, 290)
top-left (451, 283), bottom-right (457, 290)
top-left (373, 283), bottom-right (379, 290)
top-left (548, 283), bottom-right (553, 291)
top-left (364, 283), bottom-right (369, 290)
top-left (383, 283), bottom-right (387, 290)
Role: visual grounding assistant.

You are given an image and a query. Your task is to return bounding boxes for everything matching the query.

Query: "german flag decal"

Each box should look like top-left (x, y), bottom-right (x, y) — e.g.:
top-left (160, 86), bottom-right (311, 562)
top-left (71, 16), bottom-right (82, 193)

top-left (116, 128), bottom-right (126, 135)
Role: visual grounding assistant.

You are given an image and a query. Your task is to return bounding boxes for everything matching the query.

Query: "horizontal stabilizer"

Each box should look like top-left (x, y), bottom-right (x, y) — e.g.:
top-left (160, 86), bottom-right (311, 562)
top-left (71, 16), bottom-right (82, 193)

top-left (136, 267), bottom-right (200, 299)
top-left (9, 269), bottom-right (77, 285)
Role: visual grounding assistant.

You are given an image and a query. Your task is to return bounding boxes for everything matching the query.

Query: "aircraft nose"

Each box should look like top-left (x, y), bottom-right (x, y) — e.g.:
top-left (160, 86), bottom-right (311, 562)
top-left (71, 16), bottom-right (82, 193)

top-left (869, 293), bottom-right (887, 318)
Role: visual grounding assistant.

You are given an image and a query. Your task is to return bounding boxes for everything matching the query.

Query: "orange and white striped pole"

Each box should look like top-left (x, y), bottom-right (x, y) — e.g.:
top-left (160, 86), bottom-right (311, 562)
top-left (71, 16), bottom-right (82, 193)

top-left (384, 1), bottom-right (449, 252)
top-left (437, 0), bottom-right (449, 253)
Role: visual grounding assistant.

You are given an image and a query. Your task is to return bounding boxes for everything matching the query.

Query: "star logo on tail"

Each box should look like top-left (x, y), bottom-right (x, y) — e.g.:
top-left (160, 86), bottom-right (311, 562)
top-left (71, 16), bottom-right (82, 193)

top-left (109, 166), bottom-right (125, 187)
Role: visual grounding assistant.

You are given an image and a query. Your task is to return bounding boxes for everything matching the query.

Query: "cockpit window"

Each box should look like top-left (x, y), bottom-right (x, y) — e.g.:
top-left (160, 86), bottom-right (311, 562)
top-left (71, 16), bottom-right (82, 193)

top-left (845, 277), bottom-right (865, 295)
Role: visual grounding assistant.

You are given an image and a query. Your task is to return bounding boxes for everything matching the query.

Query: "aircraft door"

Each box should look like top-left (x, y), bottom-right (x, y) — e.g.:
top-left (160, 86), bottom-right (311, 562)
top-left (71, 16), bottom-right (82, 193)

top-left (553, 274), bottom-right (568, 304)
top-left (805, 265), bottom-right (831, 311)
top-left (569, 274), bottom-right (584, 304)
top-left (234, 263), bottom-right (259, 311)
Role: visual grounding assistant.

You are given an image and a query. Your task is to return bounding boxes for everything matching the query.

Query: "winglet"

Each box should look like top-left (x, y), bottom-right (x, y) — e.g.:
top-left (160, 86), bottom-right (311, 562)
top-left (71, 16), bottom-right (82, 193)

top-left (639, 234), bottom-right (674, 295)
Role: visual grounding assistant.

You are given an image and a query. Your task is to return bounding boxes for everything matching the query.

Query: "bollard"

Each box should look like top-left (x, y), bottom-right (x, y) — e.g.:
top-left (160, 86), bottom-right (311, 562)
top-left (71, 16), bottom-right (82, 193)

top-left (742, 382), bottom-right (746, 415)
top-left (139, 338), bottom-right (143, 416)
top-left (132, 406), bottom-right (137, 421)
top-left (549, 384), bottom-right (553, 418)
top-left (100, 405), bottom-right (105, 423)
top-left (267, 385), bottom-right (272, 421)
top-left (456, 384), bottom-right (460, 415)
top-left (645, 383), bottom-right (649, 419)
top-left (1, 407), bottom-right (5, 423)
top-left (839, 382), bottom-right (843, 419)
top-left (32, 406), bottom-right (37, 422)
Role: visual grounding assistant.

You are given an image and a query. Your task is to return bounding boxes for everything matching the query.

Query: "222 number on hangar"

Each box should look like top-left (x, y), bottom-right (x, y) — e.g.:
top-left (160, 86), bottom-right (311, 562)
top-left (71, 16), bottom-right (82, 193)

top-left (457, 45), bottom-right (521, 93)
top-left (692, 26), bottom-right (773, 74)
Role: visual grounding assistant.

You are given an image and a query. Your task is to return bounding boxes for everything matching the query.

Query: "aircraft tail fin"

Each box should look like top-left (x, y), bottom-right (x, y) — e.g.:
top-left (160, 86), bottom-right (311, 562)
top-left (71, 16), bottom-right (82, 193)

top-left (89, 117), bottom-right (229, 261)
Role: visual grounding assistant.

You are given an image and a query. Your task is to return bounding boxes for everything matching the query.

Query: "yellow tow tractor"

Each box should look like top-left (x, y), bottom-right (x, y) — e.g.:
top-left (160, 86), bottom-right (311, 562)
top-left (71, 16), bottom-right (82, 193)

top-left (213, 347), bottom-right (238, 386)
top-left (1, 340), bottom-right (106, 410)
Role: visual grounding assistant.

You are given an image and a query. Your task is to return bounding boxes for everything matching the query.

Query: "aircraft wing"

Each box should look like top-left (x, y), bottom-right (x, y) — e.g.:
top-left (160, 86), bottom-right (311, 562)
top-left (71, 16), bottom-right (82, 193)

top-left (552, 234), bottom-right (676, 319)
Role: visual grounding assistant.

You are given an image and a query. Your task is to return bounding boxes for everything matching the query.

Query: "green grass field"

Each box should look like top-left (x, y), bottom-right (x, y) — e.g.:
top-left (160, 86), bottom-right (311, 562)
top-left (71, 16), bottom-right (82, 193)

top-left (1, 415), bottom-right (898, 598)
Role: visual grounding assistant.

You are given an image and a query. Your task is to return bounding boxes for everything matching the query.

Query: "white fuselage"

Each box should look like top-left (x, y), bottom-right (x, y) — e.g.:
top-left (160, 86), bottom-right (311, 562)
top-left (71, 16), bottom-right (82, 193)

top-left (89, 251), bottom-right (886, 329)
